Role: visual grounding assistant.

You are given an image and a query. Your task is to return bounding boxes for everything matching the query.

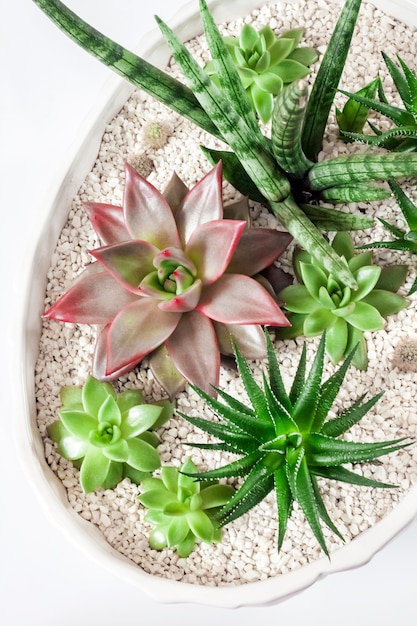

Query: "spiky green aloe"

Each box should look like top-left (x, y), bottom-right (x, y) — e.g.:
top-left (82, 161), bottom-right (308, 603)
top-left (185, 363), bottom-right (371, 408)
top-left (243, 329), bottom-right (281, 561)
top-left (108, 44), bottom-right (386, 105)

top-left (179, 333), bottom-right (411, 556)
top-left (358, 180), bottom-right (417, 295)
top-left (338, 53), bottom-right (417, 151)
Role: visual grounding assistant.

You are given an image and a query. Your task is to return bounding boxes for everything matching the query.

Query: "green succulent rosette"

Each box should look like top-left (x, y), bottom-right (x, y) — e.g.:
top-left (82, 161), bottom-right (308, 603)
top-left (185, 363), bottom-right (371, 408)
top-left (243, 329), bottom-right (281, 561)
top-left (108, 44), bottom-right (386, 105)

top-left (48, 375), bottom-right (173, 493)
top-left (138, 459), bottom-right (234, 557)
top-left (205, 24), bottom-right (318, 123)
top-left (276, 231), bottom-right (408, 368)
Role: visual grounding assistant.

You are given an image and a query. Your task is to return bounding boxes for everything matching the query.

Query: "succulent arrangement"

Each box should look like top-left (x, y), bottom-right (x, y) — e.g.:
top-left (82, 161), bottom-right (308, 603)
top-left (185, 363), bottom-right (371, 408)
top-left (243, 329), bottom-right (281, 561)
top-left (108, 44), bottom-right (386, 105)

top-left (48, 375), bottom-right (173, 493)
top-left (33, 0), bottom-right (417, 567)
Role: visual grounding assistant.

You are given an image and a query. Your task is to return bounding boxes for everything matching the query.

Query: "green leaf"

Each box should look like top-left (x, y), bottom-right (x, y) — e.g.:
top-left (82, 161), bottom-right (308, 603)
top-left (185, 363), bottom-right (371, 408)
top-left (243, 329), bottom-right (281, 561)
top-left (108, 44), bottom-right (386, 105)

top-left (363, 290), bottom-right (408, 317)
top-left (286, 448), bottom-right (329, 556)
top-left (343, 301), bottom-right (385, 331)
top-left (98, 395), bottom-right (121, 427)
top-left (325, 317), bottom-right (348, 364)
top-left (80, 447), bottom-right (111, 493)
top-left (291, 333), bottom-right (325, 431)
top-left (60, 386), bottom-right (82, 410)
top-left (274, 465), bottom-right (293, 551)
top-left (199, 484), bottom-right (235, 509)
top-left (58, 409), bottom-right (97, 439)
top-left (126, 437), bottom-right (161, 472)
top-left (303, 309), bottom-right (336, 335)
top-left (166, 517), bottom-right (190, 547)
top-left (351, 265), bottom-right (381, 301)
top-left (279, 285), bottom-right (318, 314)
top-left (121, 404), bottom-right (162, 439)
top-left (187, 510), bottom-right (215, 543)
top-left (138, 489), bottom-right (178, 510)
top-left (161, 466), bottom-right (179, 493)
top-left (82, 375), bottom-right (115, 417)
top-left (337, 77), bottom-right (379, 136)
top-left (311, 464), bottom-right (397, 489)
top-left (177, 531), bottom-right (197, 558)
top-left (240, 24), bottom-right (258, 50)
top-left (302, 0), bottom-right (363, 160)
top-left (103, 439), bottom-right (129, 462)
top-left (322, 391), bottom-right (383, 438)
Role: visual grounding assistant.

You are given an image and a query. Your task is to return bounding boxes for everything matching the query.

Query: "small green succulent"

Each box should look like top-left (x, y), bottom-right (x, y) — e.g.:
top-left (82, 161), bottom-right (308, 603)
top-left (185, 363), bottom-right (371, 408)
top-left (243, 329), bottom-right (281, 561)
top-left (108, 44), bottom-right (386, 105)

top-left (48, 375), bottom-right (173, 493)
top-left (338, 53), bottom-right (417, 151)
top-left (204, 24), bottom-right (318, 123)
top-left (138, 459), bottom-right (234, 557)
top-left (276, 231), bottom-right (408, 369)
top-left (179, 333), bottom-right (411, 556)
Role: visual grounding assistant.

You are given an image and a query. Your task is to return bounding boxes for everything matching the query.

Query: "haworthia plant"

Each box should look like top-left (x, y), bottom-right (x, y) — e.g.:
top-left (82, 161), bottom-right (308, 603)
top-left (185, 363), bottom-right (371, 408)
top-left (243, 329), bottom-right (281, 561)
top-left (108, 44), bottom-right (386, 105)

top-left (178, 333), bottom-right (412, 555)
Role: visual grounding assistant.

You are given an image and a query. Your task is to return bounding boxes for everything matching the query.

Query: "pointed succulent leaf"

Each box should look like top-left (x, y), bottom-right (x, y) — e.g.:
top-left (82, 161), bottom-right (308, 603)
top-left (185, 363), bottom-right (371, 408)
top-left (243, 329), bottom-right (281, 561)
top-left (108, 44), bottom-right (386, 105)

top-left (126, 437), bottom-right (161, 472)
top-left (197, 274), bottom-right (289, 326)
top-left (120, 405), bottom-right (162, 439)
top-left (91, 241), bottom-right (158, 291)
top-left (43, 266), bottom-right (138, 324)
top-left (58, 409), bottom-right (97, 439)
top-left (123, 163), bottom-right (180, 248)
top-left (186, 219), bottom-right (246, 284)
top-left (80, 447), bottom-right (112, 494)
top-left (83, 202), bottom-right (129, 245)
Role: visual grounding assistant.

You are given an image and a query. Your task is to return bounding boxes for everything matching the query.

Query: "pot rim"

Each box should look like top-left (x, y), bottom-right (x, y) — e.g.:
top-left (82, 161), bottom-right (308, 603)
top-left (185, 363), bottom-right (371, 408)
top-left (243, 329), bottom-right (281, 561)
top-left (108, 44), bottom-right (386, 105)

top-left (13, 0), bottom-right (417, 608)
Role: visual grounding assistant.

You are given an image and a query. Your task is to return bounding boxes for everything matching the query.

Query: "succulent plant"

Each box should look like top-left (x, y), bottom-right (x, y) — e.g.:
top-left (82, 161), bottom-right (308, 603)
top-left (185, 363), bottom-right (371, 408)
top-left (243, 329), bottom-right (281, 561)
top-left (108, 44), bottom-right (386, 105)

top-left (392, 337), bottom-right (417, 372)
top-left (138, 459), bottom-right (234, 557)
top-left (358, 180), bottom-right (417, 294)
top-left (44, 162), bottom-right (290, 397)
top-left (338, 53), bottom-right (417, 152)
top-left (276, 231), bottom-right (408, 369)
top-left (141, 120), bottom-right (171, 149)
top-left (179, 332), bottom-right (411, 556)
top-left (48, 375), bottom-right (173, 493)
top-left (204, 24), bottom-right (318, 124)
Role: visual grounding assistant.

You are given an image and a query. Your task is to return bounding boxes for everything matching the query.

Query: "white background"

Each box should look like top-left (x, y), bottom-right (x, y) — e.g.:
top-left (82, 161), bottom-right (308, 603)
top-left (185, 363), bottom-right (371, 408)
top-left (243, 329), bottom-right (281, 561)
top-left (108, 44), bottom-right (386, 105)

top-left (1, 1), bottom-right (417, 624)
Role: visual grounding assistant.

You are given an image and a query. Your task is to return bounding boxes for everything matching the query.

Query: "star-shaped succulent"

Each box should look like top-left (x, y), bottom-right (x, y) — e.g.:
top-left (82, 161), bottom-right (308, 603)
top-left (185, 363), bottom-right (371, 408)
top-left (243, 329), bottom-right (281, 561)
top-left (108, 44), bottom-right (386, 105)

top-left (179, 332), bottom-right (411, 556)
top-left (44, 162), bottom-right (290, 397)
top-left (138, 458), bottom-right (234, 557)
top-left (276, 231), bottom-right (408, 369)
top-left (48, 375), bottom-right (173, 493)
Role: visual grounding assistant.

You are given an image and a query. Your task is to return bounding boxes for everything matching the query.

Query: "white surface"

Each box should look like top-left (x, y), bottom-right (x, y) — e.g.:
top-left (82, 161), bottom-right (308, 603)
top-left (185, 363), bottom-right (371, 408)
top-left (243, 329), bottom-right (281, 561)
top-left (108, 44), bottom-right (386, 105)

top-left (1, 0), bottom-right (416, 623)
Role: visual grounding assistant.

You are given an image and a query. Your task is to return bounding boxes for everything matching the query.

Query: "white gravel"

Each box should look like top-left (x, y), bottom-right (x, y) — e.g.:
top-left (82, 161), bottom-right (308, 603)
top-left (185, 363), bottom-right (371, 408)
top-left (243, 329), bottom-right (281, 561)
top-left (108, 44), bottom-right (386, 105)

top-left (36, 0), bottom-right (417, 586)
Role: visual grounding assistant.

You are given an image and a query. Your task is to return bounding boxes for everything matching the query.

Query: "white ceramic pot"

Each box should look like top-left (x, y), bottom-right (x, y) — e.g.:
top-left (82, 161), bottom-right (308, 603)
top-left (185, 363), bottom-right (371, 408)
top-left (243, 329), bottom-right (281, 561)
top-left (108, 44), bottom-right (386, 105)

top-left (14, 0), bottom-right (417, 608)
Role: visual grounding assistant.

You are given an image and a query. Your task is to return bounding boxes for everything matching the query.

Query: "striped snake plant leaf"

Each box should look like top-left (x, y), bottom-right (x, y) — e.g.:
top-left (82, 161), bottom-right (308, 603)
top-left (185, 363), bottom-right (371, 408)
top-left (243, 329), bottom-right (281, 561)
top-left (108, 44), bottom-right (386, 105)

top-left (199, 0), bottom-right (270, 152)
top-left (180, 331), bottom-right (413, 555)
top-left (301, 0), bottom-right (363, 161)
top-left (271, 79), bottom-right (314, 177)
top-left (154, 15), bottom-right (290, 204)
top-left (32, 0), bottom-right (222, 140)
top-left (308, 152), bottom-right (417, 191)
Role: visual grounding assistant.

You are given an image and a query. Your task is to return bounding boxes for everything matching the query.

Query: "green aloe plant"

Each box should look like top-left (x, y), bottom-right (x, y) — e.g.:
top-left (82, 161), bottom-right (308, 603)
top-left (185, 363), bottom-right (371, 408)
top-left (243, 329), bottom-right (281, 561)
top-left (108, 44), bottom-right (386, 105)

top-left (179, 333), bottom-right (411, 556)
top-left (48, 375), bottom-right (173, 493)
top-left (138, 459), bottom-right (234, 556)
top-left (338, 53), bottom-right (417, 151)
top-left (204, 24), bottom-right (318, 123)
top-left (358, 180), bottom-right (417, 294)
top-left (276, 231), bottom-right (408, 369)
